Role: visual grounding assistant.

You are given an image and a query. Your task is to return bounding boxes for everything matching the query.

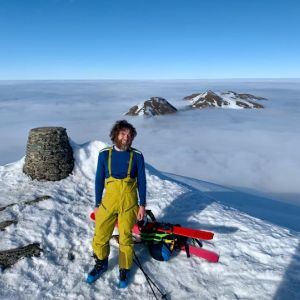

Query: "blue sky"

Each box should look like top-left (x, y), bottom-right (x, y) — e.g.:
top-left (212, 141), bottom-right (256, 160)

top-left (0, 0), bottom-right (299, 79)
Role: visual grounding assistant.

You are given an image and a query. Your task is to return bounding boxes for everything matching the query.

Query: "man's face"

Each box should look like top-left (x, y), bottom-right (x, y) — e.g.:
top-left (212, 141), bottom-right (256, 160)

top-left (115, 128), bottom-right (132, 150)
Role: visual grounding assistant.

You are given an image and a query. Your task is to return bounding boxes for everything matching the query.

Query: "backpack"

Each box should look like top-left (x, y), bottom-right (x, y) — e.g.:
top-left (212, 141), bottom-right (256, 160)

top-left (137, 210), bottom-right (188, 262)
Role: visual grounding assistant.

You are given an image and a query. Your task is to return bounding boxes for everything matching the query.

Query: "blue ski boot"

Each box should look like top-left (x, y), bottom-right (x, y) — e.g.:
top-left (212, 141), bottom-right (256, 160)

top-left (119, 268), bottom-right (130, 288)
top-left (86, 257), bottom-right (108, 284)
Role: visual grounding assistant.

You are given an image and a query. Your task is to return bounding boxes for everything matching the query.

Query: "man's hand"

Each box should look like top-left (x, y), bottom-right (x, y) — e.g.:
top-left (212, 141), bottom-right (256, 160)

top-left (137, 206), bottom-right (146, 221)
top-left (90, 207), bottom-right (99, 221)
top-left (94, 207), bottom-right (99, 215)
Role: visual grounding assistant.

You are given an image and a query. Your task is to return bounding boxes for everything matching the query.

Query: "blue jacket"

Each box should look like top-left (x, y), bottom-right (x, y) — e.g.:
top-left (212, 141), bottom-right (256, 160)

top-left (95, 146), bottom-right (146, 207)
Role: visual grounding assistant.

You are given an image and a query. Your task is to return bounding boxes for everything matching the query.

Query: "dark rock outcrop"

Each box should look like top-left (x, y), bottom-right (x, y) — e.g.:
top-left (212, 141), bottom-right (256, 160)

top-left (0, 220), bottom-right (17, 231)
top-left (221, 91), bottom-right (267, 101)
top-left (0, 243), bottom-right (42, 269)
top-left (126, 97), bottom-right (177, 116)
top-left (0, 196), bottom-right (51, 212)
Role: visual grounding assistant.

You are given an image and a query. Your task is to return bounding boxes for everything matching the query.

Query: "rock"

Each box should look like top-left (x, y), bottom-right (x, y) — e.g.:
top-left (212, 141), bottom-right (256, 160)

top-left (0, 243), bottom-right (42, 269)
top-left (221, 91), bottom-right (267, 101)
top-left (23, 127), bottom-right (74, 181)
top-left (247, 101), bottom-right (264, 109)
top-left (68, 252), bottom-right (75, 261)
top-left (0, 203), bottom-right (14, 212)
top-left (125, 97), bottom-right (177, 116)
top-left (0, 196), bottom-right (51, 212)
top-left (0, 220), bottom-right (17, 231)
top-left (235, 100), bottom-right (264, 109)
top-left (24, 195), bottom-right (51, 205)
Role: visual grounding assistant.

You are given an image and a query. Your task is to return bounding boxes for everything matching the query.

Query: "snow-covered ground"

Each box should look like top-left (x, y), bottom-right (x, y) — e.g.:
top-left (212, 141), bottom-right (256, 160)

top-left (1, 141), bottom-right (300, 299)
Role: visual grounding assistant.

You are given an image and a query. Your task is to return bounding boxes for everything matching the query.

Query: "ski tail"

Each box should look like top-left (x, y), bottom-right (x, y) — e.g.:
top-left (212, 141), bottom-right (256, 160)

top-left (180, 240), bottom-right (219, 263)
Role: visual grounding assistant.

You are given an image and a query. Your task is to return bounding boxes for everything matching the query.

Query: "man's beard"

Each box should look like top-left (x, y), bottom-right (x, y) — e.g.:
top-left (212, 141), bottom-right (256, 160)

top-left (115, 139), bottom-right (131, 151)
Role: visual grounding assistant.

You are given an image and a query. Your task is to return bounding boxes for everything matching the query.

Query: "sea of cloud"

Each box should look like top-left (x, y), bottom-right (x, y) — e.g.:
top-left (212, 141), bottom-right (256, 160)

top-left (0, 79), bottom-right (299, 202)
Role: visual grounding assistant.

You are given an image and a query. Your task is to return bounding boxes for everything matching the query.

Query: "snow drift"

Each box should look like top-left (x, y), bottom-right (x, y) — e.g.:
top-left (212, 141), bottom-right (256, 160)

top-left (1, 140), bottom-right (300, 299)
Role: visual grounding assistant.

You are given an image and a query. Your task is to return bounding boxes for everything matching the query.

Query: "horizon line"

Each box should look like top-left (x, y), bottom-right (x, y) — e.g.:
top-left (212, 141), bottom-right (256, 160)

top-left (1, 77), bottom-right (300, 81)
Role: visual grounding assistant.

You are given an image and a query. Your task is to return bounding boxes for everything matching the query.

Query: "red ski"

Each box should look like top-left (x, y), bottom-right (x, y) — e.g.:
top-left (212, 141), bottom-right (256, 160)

top-left (156, 224), bottom-right (214, 240)
top-left (180, 244), bottom-right (219, 263)
top-left (133, 222), bottom-right (214, 240)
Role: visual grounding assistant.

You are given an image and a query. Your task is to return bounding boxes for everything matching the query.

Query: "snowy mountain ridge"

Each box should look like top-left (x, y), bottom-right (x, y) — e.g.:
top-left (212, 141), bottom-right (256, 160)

top-left (125, 90), bottom-right (265, 118)
top-left (184, 90), bottom-right (265, 109)
top-left (0, 140), bottom-right (299, 299)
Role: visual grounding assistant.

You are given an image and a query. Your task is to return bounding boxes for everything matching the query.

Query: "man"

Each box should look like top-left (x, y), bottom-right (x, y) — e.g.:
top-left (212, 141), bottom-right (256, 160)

top-left (87, 120), bottom-right (146, 288)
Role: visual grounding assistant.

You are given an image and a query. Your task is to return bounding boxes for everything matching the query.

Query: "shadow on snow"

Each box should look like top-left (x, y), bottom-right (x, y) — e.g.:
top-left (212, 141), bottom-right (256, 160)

top-left (159, 171), bottom-right (300, 299)
top-left (274, 240), bottom-right (300, 300)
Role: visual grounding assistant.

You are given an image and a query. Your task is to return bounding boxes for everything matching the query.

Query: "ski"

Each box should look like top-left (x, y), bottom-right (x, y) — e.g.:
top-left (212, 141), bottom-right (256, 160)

top-left (180, 243), bottom-right (219, 263)
top-left (134, 222), bottom-right (214, 240)
top-left (156, 224), bottom-right (214, 240)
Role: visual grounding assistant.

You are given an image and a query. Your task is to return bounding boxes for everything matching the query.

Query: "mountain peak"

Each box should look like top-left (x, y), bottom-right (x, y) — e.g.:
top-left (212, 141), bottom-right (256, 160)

top-left (125, 97), bottom-right (177, 116)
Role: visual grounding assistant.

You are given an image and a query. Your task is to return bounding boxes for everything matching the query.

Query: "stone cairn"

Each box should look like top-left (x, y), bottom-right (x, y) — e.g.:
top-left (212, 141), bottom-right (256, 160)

top-left (23, 127), bottom-right (74, 181)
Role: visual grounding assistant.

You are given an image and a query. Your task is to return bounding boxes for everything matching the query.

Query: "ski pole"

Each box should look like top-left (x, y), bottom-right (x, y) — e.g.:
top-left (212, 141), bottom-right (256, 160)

top-left (133, 254), bottom-right (159, 300)
top-left (133, 256), bottom-right (162, 300)
top-left (133, 251), bottom-right (168, 299)
top-left (134, 257), bottom-right (159, 300)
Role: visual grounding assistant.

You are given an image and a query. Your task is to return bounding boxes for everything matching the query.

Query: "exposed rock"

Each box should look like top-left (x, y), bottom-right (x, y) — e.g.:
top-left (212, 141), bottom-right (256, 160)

top-left (247, 101), bottom-right (264, 108)
top-left (24, 195), bottom-right (51, 205)
top-left (221, 91), bottom-right (267, 101)
top-left (0, 203), bottom-right (14, 212)
top-left (68, 252), bottom-right (75, 261)
top-left (0, 220), bottom-right (17, 231)
top-left (125, 97), bottom-right (177, 116)
top-left (0, 195), bottom-right (51, 212)
top-left (184, 90), bottom-right (265, 109)
top-left (0, 243), bottom-right (42, 269)
top-left (236, 100), bottom-right (264, 109)
top-left (23, 127), bottom-right (74, 181)
top-left (184, 90), bottom-right (228, 108)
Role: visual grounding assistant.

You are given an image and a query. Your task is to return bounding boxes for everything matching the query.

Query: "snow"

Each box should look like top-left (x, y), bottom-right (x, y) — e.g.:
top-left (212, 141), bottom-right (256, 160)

top-left (217, 92), bottom-right (245, 109)
top-left (189, 92), bottom-right (207, 105)
top-left (1, 140), bottom-right (300, 299)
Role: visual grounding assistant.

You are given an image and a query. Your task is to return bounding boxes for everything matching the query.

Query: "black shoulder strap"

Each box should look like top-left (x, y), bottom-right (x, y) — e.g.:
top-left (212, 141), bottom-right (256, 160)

top-left (146, 210), bottom-right (156, 222)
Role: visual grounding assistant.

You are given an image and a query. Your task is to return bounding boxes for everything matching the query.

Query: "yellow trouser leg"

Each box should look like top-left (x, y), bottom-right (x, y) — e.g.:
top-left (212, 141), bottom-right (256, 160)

top-left (92, 175), bottom-right (138, 268)
top-left (118, 206), bottom-right (138, 269)
top-left (92, 205), bottom-right (117, 260)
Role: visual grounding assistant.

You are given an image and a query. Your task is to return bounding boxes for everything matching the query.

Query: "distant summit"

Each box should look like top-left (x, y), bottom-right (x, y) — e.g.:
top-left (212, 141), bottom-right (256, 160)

top-left (184, 90), bottom-right (265, 109)
top-left (221, 91), bottom-right (267, 101)
top-left (184, 90), bottom-right (225, 108)
top-left (125, 91), bottom-right (265, 117)
top-left (125, 97), bottom-right (177, 116)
